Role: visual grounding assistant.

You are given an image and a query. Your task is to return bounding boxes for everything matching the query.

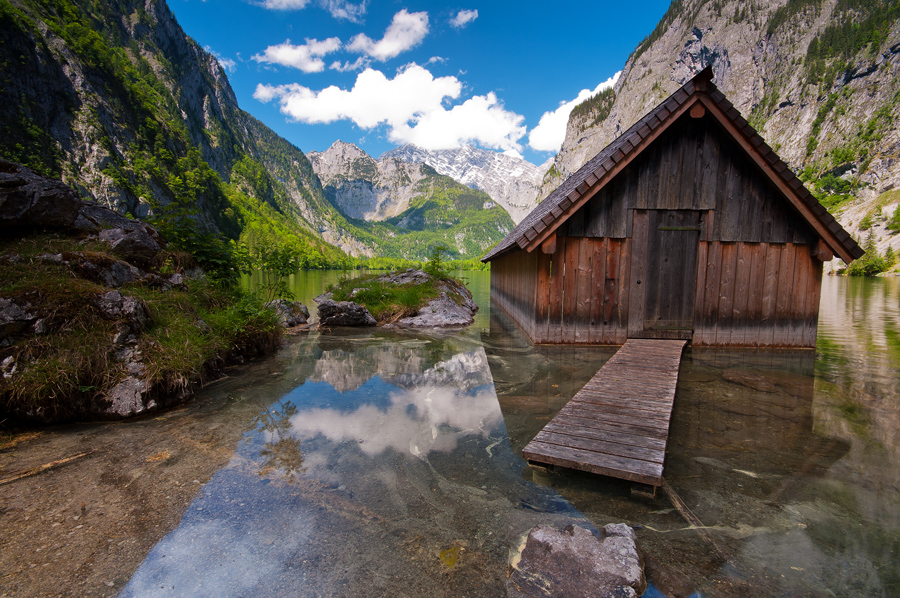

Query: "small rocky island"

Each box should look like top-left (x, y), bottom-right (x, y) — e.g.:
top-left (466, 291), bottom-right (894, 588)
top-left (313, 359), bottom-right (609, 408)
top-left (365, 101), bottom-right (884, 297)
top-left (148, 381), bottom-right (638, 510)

top-left (314, 268), bottom-right (478, 329)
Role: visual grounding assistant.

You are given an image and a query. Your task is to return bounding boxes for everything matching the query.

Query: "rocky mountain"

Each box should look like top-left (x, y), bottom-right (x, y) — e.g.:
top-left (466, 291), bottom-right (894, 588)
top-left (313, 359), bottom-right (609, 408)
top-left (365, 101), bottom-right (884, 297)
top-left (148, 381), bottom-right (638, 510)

top-left (383, 144), bottom-right (551, 223)
top-left (543, 0), bottom-right (900, 261)
top-left (0, 0), bottom-right (365, 262)
top-left (308, 141), bottom-right (515, 260)
top-left (308, 141), bottom-right (430, 221)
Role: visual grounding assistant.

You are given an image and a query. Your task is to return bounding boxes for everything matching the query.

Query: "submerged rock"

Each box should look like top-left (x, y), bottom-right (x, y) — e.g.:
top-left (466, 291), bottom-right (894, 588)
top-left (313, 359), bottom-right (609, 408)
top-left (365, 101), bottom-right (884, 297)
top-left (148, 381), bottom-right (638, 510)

top-left (315, 297), bottom-right (376, 327)
top-left (507, 523), bottom-right (645, 598)
top-left (722, 369), bottom-right (778, 393)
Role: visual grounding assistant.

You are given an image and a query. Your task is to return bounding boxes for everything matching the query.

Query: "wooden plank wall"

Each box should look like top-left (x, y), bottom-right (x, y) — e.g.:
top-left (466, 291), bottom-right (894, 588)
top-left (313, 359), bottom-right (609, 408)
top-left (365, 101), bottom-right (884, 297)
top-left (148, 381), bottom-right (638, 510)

top-left (490, 250), bottom-right (541, 339)
top-left (692, 241), bottom-right (822, 347)
top-left (556, 114), bottom-right (818, 245)
top-left (492, 111), bottom-right (826, 348)
top-left (530, 237), bottom-right (631, 345)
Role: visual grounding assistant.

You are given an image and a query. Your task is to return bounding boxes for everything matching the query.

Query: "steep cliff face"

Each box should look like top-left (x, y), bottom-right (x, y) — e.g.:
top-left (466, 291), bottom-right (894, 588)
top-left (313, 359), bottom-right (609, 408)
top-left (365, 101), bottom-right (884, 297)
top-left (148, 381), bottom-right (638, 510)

top-left (308, 141), bottom-right (430, 221)
top-left (0, 0), bottom-right (353, 261)
top-left (382, 144), bottom-right (551, 223)
top-left (307, 141), bottom-right (515, 260)
top-left (544, 0), bottom-right (900, 259)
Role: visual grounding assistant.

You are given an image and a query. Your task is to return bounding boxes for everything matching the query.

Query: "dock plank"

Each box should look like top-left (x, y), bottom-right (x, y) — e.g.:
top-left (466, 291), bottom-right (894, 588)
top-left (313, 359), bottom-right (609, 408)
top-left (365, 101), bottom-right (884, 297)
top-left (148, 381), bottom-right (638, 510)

top-left (523, 338), bottom-right (686, 486)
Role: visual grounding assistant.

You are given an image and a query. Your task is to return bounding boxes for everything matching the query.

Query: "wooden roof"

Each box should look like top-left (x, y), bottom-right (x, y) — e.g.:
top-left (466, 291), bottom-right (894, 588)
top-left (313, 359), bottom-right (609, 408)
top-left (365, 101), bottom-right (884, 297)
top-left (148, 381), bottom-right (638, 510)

top-left (483, 67), bottom-right (863, 264)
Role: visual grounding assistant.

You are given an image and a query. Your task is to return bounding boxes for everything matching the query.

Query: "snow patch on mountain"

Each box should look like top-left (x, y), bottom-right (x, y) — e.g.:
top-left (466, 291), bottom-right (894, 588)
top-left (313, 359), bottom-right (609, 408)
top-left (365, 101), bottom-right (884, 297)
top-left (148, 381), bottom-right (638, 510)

top-left (382, 144), bottom-right (551, 223)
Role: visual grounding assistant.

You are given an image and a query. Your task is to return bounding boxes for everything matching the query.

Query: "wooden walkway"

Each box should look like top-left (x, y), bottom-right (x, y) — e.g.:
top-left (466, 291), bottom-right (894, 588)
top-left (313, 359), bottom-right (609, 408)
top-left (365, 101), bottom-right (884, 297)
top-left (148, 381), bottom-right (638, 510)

top-left (523, 339), bottom-right (687, 486)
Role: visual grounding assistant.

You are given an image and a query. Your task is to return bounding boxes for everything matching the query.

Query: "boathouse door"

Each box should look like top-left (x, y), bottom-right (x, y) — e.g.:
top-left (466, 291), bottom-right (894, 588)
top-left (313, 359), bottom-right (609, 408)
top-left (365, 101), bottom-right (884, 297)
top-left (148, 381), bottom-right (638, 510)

top-left (628, 210), bottom-right (701, 340)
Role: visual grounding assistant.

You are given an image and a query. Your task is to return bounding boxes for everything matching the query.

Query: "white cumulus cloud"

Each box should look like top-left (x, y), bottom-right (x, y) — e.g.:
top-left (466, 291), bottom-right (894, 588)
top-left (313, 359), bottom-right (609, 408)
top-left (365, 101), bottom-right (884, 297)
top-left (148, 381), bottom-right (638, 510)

top-left (449, 9), bottom-right (478, 28)
top-left (254, 64), bottom-right (527, 153)
top-left (347, 9), bottom-right (429, 61)
top-left (260, 0), bottom-right (366, 22)
top-left (528, 71), bottom-right (621, 153)
top-left (253, 37), bottom-right (342, 73)
top-left (391, 92), bottom-right (526, 154)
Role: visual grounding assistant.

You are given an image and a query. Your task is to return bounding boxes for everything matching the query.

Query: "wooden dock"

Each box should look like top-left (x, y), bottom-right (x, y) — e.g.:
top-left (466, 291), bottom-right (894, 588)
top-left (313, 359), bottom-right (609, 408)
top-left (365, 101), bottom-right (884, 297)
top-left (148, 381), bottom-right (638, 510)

top-left (523, 339), bottom-right (687, 486)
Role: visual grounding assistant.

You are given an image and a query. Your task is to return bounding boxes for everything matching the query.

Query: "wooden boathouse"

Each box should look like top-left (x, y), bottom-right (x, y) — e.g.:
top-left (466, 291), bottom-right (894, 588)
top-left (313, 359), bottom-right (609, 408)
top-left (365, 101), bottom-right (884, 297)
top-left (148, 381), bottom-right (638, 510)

top-left (483, 67), bottom-right (862, 348)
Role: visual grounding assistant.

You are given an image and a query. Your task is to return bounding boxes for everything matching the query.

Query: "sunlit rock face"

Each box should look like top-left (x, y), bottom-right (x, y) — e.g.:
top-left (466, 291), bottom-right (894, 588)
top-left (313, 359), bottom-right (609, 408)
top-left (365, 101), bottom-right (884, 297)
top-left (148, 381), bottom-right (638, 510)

top-left (307, 141), bottom-right (429, 221)
top-left (383, 144), bottom-right (552, 223)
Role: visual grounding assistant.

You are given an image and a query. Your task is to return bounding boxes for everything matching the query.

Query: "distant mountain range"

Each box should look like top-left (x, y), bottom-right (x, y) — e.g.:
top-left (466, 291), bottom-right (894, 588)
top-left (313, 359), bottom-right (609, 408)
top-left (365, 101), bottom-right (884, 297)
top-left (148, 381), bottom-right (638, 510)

top-left (382, 144), bottom-right (550, 223)
top-left (308, 141), bottom-right (514, 260)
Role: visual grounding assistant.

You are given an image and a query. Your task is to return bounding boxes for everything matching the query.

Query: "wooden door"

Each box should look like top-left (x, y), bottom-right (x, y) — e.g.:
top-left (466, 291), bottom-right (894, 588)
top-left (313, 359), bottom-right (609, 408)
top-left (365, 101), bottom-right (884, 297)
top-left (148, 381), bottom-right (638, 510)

top-left (628, 210), bottom-right (701, 339)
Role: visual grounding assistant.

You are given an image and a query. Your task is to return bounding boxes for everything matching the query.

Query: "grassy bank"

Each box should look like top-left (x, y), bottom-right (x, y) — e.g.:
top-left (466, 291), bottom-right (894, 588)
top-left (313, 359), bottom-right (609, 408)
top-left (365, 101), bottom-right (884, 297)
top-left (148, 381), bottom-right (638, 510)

top-left (0, 234), bottom-right (280, 422)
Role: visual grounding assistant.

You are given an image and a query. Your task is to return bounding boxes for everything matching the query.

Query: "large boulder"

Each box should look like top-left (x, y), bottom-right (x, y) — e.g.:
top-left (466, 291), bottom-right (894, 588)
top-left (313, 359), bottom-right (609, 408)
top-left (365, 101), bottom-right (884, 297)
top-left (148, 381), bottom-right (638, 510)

top-left (507, 524), bottom-right (646, 598)
top-left (266, 299), bottom-right (309, 328)
top-left (0, 159), bottom-right (81, 229)
top-left (98, 227), bottom-right (162, 268)
top-left (391, 272), bottom-right (478, 328)
top-left (0, 160), bottom-right (164, 265)
top-left (315, 297), bottom-right (376, 327)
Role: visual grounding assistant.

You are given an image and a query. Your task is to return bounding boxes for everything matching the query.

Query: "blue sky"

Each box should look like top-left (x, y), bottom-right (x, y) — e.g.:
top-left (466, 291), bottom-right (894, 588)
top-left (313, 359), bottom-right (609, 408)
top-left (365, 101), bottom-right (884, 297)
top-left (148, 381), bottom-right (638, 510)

top-left (169, 0), bottom-right (672, 165)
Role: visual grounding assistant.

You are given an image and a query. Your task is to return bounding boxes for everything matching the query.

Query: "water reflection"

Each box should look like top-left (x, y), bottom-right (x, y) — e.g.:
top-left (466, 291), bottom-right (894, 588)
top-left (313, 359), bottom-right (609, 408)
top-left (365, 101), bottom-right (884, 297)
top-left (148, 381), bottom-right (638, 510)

top-left (483, 276), bottom-right (900, 597)
top-left (120, 273), bottom-right (900, 598)
top-left (120, 327), bottom-right (587, 598)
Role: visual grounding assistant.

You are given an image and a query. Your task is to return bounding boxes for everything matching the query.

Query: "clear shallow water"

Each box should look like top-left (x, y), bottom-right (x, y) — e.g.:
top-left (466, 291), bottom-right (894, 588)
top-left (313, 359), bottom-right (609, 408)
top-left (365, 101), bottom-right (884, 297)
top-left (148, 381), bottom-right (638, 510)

top-left (122, 272), bottom-right (900, 598)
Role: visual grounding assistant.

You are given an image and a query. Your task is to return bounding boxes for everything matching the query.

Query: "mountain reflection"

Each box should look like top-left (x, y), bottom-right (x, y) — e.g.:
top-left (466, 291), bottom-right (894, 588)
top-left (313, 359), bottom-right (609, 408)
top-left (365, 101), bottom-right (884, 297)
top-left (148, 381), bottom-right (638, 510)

top-left (286, 343), bottom-right (501, 458)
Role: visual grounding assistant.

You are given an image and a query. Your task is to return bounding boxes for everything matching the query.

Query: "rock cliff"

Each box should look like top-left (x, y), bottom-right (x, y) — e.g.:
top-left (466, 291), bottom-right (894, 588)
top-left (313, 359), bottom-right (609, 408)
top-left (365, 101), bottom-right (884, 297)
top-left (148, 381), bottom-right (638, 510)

top-left (382, 144), bottom-right (552, 223)
top-left (0, 0), bottom-right (355, 258)
top-left (543, 0), bottom-right (900, 260)
top-left (308, 141), bottom-right (430, 221)
top-left (307, 141), bottom-right (515, 260)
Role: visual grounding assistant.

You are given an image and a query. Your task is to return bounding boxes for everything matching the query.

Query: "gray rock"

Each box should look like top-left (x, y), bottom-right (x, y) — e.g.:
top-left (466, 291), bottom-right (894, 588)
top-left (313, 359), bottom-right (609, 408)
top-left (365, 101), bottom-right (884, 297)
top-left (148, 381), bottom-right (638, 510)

top-left (67, 252), bottom-right (144, 288)
top-left (396, 292), bottom-right (476, 327)
top-left (99, 376), bottom-right (155, 419)
top-left (0, 159), bottom-right (82, 230)
top-left (0, 298), bottom-right (36, 346)
top-left (376, 268), bottom-right (432, 286)
top-left (98, 227), bottom-right (162, 267)
top-left (394, 275), bottom-right (479, 328)
top-left (266, 299), bottom-right (309, 328)
top-left (94, 291), bottom-right (150, 333)
top-left (1, 355), bottom-right (17, 378)
top-left (507, 524), bottom-right (645, 598)
top-left (316, 298), bottom-right (376, 327)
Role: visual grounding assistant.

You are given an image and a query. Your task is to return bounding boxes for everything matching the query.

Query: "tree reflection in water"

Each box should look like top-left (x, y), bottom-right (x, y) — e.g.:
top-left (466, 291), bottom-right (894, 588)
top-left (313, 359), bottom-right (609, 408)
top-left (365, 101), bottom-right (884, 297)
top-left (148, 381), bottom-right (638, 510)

top-left (255, 399), bottom-right (305, 481)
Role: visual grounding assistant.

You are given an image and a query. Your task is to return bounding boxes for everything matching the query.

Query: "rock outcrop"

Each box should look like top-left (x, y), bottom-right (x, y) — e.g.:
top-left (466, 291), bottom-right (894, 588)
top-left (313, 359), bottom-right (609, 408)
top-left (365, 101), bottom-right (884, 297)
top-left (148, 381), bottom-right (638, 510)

top-left (266, 299), bottom-right (310, 328)
top-left (507, 524), bottom-right (646, 598)
top-left (315, 297), bottom-right (377, 327)
top-left (540, 0), bottom-right (900, 260)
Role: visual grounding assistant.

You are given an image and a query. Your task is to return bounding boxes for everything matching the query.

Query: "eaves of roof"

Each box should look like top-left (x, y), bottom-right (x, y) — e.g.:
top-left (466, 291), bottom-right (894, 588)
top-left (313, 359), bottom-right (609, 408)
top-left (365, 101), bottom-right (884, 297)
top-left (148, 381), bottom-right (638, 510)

top-left (482, 66), bottom-right (863, 264)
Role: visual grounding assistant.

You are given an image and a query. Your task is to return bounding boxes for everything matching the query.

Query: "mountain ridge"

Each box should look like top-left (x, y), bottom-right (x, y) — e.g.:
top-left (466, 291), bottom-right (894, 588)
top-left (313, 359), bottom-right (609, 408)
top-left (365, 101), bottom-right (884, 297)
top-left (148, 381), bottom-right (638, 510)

top-left (543, 0), bottom-right (900, 261)
top-left (382, 144), bottom-right (551, 223)
top-left (307, 140), bottom-right (515, 260)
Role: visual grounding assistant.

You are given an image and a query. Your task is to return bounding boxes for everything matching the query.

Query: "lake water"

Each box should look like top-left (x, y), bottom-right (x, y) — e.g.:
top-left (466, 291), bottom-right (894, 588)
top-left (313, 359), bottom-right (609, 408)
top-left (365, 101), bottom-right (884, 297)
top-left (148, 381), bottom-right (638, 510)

top-left (16, 271), bottom-right (898, 597)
